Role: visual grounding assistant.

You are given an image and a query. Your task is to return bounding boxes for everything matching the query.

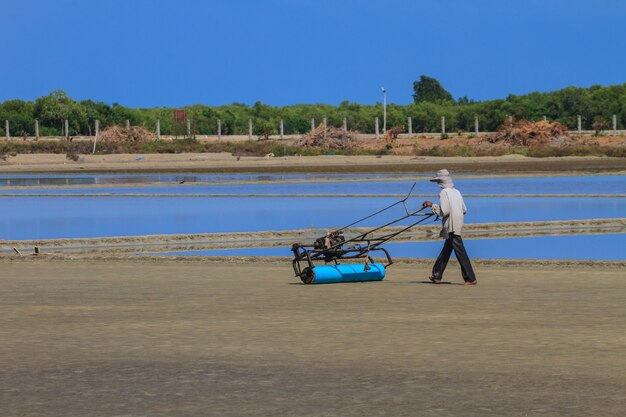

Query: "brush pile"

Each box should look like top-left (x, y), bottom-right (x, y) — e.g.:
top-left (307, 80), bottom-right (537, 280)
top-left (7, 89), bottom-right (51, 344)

top-left (99, 125), bottom-right (153, 142)
top-left (297, 124), bottom-right (357, 149)
top-left (487, 120), bottom-right (570, 146)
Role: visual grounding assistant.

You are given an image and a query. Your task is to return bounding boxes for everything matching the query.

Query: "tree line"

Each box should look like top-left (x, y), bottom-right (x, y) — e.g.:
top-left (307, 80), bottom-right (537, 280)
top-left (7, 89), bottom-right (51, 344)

top-left (1, 78), bottom-right (625, 137)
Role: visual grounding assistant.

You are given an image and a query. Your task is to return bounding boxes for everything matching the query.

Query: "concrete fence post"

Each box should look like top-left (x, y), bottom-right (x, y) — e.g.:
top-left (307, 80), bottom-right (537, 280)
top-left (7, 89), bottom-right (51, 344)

top-left (441, 116), bottom-right (446, 135)
top-left (323, 117), bottom-right (327, 127)
top-left (408, 117), bottom-right (412, 137)
top-left (35, 119), bottom-right (39, 139)
top-left (343, 117), bottom-right (347, 133)
top-left (92, 119), bottom-right (99, 154)
top-left (186, 119), bottom-right (191, 137)
top-left (577, 115), bottom-right (582, 134)
top-left (311, 118), bottom-right (315, 131)
top-left (217, 119), bottom-right (221, 139)
top-left (5, 120), bottom-right (9, 139)
top-left (375, 117), bottom-right (380, 139)
top-left (543, 116), bottom-right (547, 121)
top-left (508, 115), bottom-right (513, 124)
top-left (613, 114), bottom-right (617, 132)
top-left (474, 116), bottom-right (479, 136)
top-left (280, 119), bottom-right (284, 139)
top-left (126, 120), bottom-right (130, 129)
top-left (65, 119), bottom-right (69, 138)
top-left (248, 119), bottom-right (252, 140)
top-left (156, 119), bottom-right (161, 140)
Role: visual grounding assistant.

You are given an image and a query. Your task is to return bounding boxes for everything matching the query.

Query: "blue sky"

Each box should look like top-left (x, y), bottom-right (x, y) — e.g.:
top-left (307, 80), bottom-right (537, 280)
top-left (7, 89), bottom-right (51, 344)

top-left (1, 0), bottom-right (625, 107)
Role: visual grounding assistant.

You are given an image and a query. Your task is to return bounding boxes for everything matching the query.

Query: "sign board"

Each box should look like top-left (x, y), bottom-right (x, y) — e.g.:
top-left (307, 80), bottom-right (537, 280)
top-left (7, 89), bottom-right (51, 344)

top-left (174, 110), bottom-right (187, 123)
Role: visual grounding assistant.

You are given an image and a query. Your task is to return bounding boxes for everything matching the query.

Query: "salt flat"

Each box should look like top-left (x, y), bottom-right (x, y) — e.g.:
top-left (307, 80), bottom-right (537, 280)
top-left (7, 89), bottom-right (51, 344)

top-left (1, 259), bottom-right (624, 416)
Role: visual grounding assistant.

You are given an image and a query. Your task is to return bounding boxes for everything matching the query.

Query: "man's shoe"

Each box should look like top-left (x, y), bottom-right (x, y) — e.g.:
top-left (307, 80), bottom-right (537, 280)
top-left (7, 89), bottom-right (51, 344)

top-left (429, 276), bottom-right (441, 284)
top-left (463, 280), bottom-right (477, 285)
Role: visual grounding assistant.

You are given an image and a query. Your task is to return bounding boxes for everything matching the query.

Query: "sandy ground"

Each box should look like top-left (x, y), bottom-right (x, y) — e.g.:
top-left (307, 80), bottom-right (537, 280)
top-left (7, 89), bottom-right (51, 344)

top-left (1, 259), bottom-right (624, 417)
top-left (1, 152), bottom-right (625, 174)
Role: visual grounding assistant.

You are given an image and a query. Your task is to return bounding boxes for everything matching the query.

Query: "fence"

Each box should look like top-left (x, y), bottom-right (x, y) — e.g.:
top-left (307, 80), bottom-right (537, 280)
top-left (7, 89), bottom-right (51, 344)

top-left (2, 115), bottom-right (625, 141)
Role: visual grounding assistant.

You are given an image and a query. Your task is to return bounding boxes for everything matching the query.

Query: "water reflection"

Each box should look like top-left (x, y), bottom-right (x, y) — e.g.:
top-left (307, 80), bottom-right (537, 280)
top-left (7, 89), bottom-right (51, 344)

top-left (0, 173), bottom-right (416, 187)
top-left (2, 175), bottom-right (624, 196)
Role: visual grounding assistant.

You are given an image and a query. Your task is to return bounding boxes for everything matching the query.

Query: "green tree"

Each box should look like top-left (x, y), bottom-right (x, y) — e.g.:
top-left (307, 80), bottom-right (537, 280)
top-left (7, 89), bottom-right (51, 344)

top-left (33, 90), bottom-right (88, 135)
top-left (3, 82), bottom-right (626, 139)
top-left (0, 100), bottom-right (35, 136)
top-left (254, 119), bottom-right (276, 139)
top-left (412, 75), bottom-right (454, 104)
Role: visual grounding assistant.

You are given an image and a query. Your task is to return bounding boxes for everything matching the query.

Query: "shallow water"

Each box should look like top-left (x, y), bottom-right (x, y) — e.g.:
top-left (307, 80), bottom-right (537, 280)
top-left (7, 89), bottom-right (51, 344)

top-left (0, 173), bottom-right (417, 187)
top-left (1, 175), bottom-right (624, 196)
top-left (154, 233), bottom-right (626, 261)
top-left (0, 196), bottom-right (624, 240)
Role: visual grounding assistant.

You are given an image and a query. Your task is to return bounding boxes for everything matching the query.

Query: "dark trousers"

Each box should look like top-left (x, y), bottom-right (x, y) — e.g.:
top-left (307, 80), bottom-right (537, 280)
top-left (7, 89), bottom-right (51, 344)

top-left (432, 233), bottom-right (476, 282)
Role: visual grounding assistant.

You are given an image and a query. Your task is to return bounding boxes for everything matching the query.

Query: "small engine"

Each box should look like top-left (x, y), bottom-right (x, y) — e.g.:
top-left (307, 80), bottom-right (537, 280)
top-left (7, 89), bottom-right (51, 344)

top-left (313, 231), bottom-right (345, 250)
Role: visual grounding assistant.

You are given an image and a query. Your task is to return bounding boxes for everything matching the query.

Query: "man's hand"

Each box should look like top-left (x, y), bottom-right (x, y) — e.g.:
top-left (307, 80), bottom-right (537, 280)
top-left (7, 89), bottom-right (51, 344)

top-left (422, 200), bottom-right (433, 208)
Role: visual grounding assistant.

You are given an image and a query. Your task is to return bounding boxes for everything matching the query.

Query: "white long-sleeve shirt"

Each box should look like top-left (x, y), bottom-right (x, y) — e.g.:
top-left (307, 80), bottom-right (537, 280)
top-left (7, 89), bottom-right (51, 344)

top-left (432, 187), bottom-right (467, 239)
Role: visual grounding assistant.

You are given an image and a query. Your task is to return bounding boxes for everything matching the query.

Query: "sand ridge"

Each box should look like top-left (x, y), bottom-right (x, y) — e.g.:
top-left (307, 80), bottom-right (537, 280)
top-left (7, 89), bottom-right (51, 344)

top-left (2, 218), bottom-right (624, 258)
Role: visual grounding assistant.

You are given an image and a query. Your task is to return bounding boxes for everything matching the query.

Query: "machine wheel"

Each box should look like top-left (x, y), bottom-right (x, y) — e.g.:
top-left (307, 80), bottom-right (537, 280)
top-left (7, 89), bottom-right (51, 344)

top-left (300, 267), bottom-right (315, 284)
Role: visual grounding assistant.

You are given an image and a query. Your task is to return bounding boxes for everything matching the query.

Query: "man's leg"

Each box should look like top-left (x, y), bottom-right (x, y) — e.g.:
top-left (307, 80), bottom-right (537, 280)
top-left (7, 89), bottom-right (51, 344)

top-left (450, 234), bottom-right (477, 283)
top-left (431, 237), bottom-right (453, 281)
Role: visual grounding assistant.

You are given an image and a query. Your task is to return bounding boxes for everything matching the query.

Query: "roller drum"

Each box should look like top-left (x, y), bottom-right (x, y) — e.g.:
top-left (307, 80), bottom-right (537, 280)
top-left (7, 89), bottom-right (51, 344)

top-left (303, 263), bottom-right (386, 284)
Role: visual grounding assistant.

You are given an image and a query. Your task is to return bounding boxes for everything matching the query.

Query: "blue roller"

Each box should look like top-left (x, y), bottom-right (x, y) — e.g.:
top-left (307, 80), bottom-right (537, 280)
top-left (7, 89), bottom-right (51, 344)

top-left (309, 263), bottom-right (386, 284)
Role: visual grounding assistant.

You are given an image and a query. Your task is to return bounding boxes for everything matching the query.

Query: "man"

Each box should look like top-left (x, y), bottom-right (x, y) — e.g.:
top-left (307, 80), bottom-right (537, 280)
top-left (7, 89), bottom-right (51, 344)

top-left (423, 169), bottom-right (477, 285)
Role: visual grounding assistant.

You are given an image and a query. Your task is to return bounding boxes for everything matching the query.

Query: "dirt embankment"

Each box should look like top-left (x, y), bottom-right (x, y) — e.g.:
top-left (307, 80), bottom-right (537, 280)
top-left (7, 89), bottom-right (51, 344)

top-left (2, 218), bottom-right (624, 262)
top-left (0, 152), bottom-right (625, 175)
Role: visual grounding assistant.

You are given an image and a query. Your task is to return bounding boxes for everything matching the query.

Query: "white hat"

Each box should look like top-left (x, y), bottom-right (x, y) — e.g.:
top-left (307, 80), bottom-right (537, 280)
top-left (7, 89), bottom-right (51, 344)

top-left (429, 169), bottom-right (452, 183)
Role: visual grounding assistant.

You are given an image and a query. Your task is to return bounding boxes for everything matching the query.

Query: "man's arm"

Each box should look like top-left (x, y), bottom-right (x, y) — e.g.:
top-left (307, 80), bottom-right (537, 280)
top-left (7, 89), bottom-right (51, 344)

top-left (422, 200), bottom-right (440, 216)
top-left (425, 190), bottom-right (448, 217)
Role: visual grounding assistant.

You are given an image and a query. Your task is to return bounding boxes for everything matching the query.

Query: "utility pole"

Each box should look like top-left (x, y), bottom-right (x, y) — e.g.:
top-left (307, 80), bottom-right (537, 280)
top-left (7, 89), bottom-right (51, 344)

top-left (92, 120), bottom-right (99, 154)
top-left (381, 87), bottom-right (387, 135)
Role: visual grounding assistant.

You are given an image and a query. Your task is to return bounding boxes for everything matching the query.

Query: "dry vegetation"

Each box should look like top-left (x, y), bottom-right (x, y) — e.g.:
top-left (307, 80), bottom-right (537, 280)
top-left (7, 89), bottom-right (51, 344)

top-left (99, 125), bottom-right (153, 142)
top-left (297, 124), bottom-right (357, 149)
top-left (486, 120), bottom-right (571, 146)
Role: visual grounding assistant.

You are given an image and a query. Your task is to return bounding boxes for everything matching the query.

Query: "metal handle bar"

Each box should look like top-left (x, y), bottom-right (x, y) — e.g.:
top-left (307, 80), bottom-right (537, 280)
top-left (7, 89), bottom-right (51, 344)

top-left (333, 182), bottom-right (418, 233)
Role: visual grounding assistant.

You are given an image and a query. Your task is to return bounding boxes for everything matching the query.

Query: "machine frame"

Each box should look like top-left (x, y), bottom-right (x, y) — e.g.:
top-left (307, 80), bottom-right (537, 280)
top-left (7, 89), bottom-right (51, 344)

top-left (291, 183), bottom-right (437, 284)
